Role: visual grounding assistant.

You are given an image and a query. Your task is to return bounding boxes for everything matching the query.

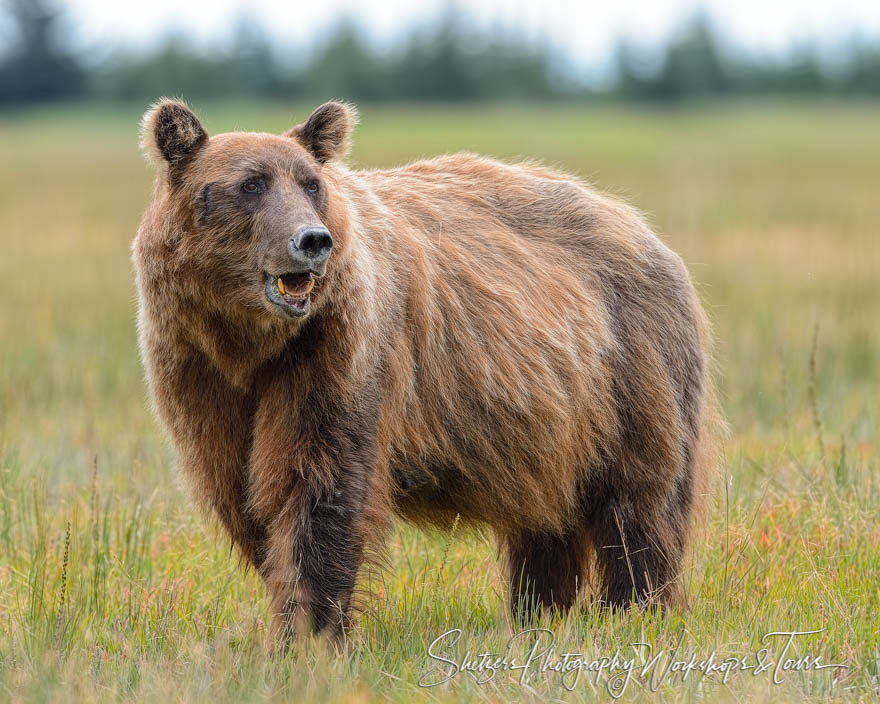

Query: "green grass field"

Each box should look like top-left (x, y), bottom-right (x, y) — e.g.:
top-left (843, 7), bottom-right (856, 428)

top-left (0, 101), bottom-right (878, 702)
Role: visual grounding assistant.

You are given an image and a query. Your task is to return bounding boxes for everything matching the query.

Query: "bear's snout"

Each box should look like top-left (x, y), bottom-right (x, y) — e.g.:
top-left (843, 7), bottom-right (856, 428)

top-left (289, 226), bottom-right (333, 275)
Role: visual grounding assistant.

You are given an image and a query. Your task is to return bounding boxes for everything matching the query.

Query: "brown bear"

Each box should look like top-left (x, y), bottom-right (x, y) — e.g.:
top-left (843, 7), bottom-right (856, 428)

top-left (134, 99), bottom-right (716, 647)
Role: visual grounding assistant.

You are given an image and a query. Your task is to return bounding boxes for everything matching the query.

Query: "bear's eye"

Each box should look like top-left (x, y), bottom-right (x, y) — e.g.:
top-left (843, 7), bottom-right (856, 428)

top-left (241, 180), bottom-right (264, 194)
top-left (305, 180), bottom-right (319, 195)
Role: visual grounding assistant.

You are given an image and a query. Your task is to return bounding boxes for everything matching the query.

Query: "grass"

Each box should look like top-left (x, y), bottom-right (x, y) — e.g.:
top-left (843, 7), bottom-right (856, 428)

top-left (0, 100), bottom-right (878, 702)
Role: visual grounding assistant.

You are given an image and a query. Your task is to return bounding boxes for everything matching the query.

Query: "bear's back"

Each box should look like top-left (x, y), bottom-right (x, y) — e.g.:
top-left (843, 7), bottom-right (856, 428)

top-left (354, 154), bottom-right (707, 533)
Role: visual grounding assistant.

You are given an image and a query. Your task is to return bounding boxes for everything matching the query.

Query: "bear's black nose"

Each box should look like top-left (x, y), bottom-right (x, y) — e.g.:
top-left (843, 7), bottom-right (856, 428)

top-left (289, 226), bottom-right (333, 271)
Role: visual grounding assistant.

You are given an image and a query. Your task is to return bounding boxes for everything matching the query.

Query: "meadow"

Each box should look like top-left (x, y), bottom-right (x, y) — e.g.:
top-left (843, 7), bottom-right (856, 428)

top-left (0, 100), bottom-right (877, 702)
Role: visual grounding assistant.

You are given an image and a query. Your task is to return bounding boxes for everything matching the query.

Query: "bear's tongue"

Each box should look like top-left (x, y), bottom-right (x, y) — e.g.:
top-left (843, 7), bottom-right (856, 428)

top-left (278, 274), bottom-right (314, 298)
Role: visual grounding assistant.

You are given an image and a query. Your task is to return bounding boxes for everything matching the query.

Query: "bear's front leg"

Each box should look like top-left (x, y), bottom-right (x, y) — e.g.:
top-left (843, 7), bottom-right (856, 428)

top-left (260, 477), bottom-right (369, 648)
top-left (148, 345), bottom-right (268, 570)
top-left (248, 364), bottom-right (381, 650)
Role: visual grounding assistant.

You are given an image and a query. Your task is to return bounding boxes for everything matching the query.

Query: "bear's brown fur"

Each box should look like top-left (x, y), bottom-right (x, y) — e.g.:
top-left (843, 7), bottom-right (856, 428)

top-left (134, 99), bottom-right (716, 646)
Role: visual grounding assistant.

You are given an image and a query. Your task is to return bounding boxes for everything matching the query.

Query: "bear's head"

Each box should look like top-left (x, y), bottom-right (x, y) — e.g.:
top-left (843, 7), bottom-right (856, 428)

top-left (140, 99), bottom-right (357, 321)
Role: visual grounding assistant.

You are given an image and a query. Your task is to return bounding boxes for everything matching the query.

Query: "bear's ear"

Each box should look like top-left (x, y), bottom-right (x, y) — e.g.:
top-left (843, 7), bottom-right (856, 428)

top-left (286, 101), bottom-right (358, 164)
top-left (140, 98), bottom-right (207, 171)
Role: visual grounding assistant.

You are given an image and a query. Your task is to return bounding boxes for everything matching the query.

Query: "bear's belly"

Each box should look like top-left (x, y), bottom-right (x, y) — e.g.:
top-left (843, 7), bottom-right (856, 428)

top-left (387, 451), bottom-right (582, 533)
top-left (390, 461), bottom-right (483, 527)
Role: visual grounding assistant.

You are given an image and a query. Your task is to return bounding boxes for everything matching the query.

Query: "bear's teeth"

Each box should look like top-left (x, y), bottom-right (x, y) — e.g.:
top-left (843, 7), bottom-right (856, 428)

top-left (305, 278), bottom-right (315, 295)
top-left (277, 277), bottom-right (286, 295)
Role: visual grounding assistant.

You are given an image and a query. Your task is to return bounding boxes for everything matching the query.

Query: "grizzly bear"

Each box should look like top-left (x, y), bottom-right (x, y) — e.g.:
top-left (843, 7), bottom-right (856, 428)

top-left (134, 99), bottom-right (715, 646)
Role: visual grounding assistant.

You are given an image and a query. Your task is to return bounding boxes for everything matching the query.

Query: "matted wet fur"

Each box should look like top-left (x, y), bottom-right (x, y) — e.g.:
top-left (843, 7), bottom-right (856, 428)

top-left (133, 99), bottom-right (718, 647)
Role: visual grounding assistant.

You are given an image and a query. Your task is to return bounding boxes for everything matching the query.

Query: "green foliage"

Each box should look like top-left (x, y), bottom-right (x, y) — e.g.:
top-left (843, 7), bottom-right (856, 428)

top-left (92, 13), bottom-right (561, 103)
top-left (0, 0), bottom-right (86, 104)
top-left (614, 12), bottom-right (880, 101)
top-left (3, 3), bottom-right (880, 105)
top-left (616, 13), bottom-right (730, 101)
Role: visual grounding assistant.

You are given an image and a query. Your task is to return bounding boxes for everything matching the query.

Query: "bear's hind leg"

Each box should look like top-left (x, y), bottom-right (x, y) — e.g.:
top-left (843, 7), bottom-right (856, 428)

top-left (503, 529), bottom-right (590, 625)
top-left (589, 479), bottom-right (691, 609)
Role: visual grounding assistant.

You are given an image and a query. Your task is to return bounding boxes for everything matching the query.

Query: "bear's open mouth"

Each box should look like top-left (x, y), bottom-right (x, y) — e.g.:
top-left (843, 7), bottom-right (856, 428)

top-left (264, 271), bottom-right (317, 318)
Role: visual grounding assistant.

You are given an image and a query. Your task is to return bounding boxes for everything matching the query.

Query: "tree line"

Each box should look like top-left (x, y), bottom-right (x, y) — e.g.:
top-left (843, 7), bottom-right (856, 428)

top-left (1, 0), bottom-right (879, 105)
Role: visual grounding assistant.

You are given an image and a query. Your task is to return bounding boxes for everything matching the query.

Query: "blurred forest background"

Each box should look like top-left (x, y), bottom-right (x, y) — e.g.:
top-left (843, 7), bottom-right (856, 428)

top-left (2, 0), bottom-right (880, 106)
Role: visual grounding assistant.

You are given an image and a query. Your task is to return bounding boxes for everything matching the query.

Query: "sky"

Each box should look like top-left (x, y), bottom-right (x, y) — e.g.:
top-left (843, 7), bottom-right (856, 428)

top-left (59, 0), bottom-right (880, 79)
